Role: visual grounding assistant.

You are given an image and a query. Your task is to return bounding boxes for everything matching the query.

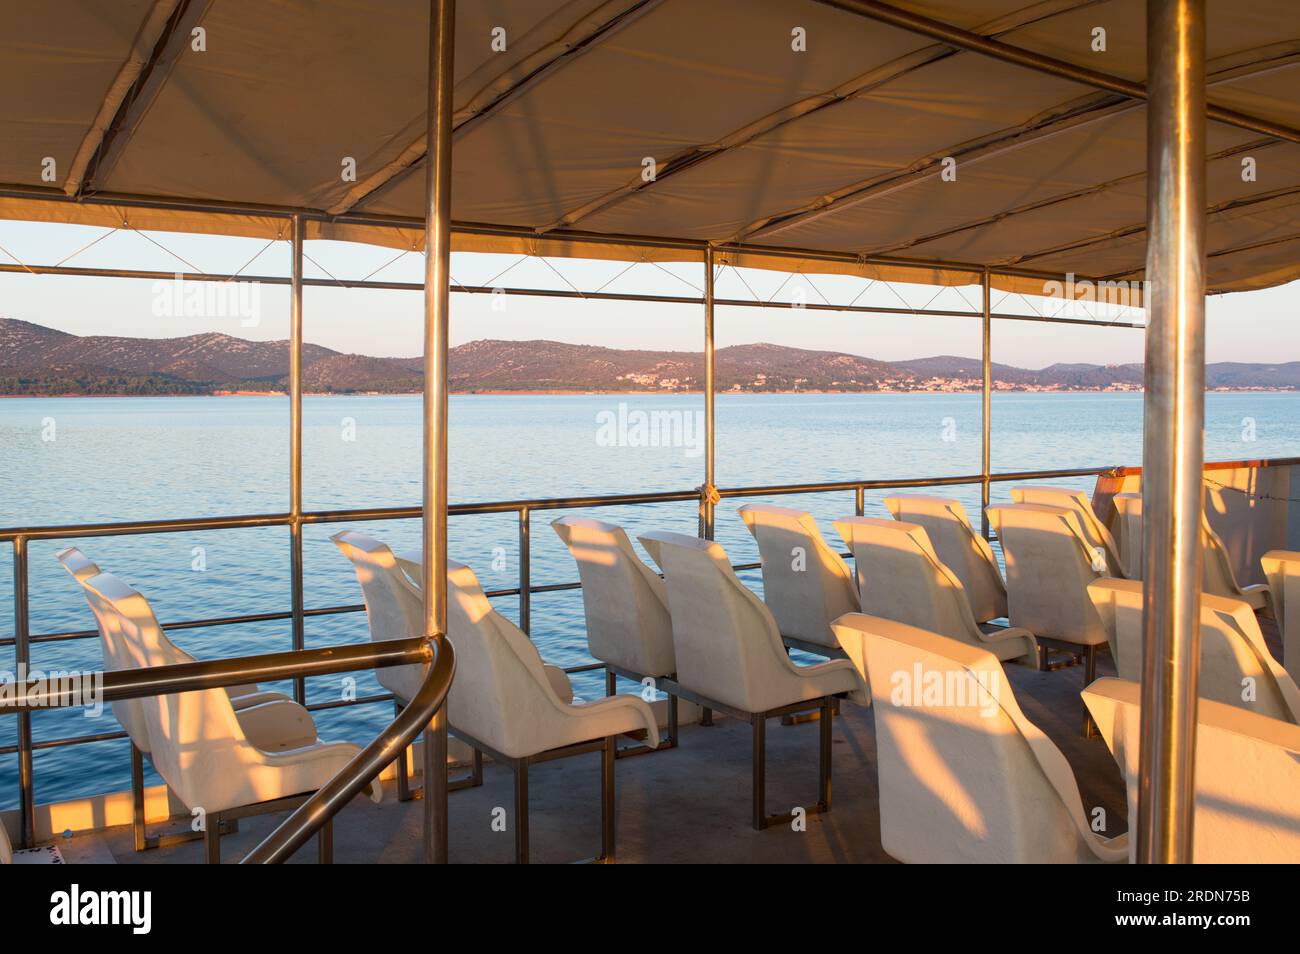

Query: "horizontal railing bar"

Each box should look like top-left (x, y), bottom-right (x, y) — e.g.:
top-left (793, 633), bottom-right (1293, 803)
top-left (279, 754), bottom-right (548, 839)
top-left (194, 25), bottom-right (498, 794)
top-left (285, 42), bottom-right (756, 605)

top-left (302, 692), bottom-right (393, 713)
top-left (562, 661), bottom-right (607, 674)
top-left (10, 456), bottom-right (1288, 543)
top-left (0, 512), bottom-right (292, 542)
top-left (718, 473), bottom-right (981, 498)
top-left (0, 637), bottom-right (432, 713)
top-left (0, 265), bottom-right (1155, 327)
top-left (987, 465), bottom-right (1116, 483)
top-left (0, 465), bottom-right (1106, 541)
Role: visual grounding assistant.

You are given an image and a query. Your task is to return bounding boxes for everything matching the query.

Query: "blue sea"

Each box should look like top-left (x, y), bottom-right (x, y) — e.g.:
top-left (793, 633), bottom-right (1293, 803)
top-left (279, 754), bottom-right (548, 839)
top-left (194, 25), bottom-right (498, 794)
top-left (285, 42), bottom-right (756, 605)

top-left (2, 390), bottom-right (1298, 808)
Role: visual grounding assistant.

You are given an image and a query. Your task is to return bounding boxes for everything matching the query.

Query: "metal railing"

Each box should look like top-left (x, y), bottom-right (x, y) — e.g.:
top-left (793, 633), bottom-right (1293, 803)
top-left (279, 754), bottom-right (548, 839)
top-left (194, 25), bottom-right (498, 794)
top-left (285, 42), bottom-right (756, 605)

top-left (5, 453), bottom-right (1292, 848)
top-left (0, 459), bottom-right (1126, 838)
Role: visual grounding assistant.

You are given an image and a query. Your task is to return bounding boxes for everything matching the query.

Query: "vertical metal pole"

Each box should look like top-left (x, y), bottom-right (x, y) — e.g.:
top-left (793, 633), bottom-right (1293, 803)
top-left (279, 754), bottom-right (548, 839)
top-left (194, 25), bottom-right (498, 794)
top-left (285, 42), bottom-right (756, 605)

top-left (1137, 0), bottom-right (1206, 865)
top-left (421, 0), bottom-right (455, 865)
top-left (518, 507), bottom-right (531, 635)
top-left (854, 485), bottom-right (865, 517)
top-left (700, 245), bottom-right (717, 539)
top-left (289, 212), bottom-right (306, 704)
top-left (980, 268), bottom-right (992, 539)
top-left (13, 537), bottom-right (34, 848)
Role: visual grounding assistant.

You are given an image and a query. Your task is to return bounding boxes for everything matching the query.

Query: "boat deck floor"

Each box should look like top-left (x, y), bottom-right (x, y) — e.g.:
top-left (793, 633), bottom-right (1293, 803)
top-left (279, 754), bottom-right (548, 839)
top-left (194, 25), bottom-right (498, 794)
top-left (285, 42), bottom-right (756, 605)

top-left (56, 650), bottom-right (1136, 864)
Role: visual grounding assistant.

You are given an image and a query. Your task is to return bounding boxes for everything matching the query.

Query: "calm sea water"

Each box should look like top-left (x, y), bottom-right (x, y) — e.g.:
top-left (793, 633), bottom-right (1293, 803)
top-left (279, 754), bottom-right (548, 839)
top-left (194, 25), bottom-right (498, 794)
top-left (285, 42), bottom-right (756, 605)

top-left (2, 390), bottom-right (1297, 808)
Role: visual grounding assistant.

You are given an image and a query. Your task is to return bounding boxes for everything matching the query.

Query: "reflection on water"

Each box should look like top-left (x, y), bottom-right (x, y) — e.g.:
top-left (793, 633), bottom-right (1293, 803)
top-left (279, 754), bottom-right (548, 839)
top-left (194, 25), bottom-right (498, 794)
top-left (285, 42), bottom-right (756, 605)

top-left (1, 391), bottom-right (1296, 806)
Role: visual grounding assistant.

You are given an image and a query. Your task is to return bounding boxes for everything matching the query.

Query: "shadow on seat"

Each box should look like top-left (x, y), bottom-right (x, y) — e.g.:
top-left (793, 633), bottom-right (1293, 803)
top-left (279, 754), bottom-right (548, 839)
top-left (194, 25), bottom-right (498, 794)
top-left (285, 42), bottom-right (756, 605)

top-left (884, 495), bottom-right (1007, 623)
top-left (834, 516), bottom-right (1037, 668)
top-left (1088, 577), bottom-right (1300, 723)
top-left (831, 613), bottom-right (1126, 864)
top-left (552, 515), bottom-right (680, 752)
top-left (331, 530), bottom-right (482, 801)
top-left (74, 569), bottom-right (377, 863)
top-left (639, 531), bottom-right (864, 830)
top-left (737, 504), bottom-right (857, 658)
top-left (1085, 677), bottom-right (1300, 862)
top-left (1010, 485), bottom-right (1129, 578)
top-left (446, 559), bottom-right (658, 863)
top-left (56, 546), bottom-right (305, 853)
top-left (985, 503), bottom-right (1111, 679)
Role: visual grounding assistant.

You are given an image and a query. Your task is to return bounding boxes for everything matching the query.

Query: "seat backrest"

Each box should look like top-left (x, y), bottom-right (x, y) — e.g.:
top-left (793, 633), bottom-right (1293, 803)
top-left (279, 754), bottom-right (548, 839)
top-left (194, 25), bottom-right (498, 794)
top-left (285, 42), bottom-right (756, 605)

top-left (737, 504), bottom-right (857, 650)
top-left (1201, 515), bottom-right (1248, 601)
top-left (0, 816), bottom-right (10, 864)
top-left (986, 503), bottom-right (1108, 645)
top-left (56, 547), bottom-right (151, 752)
top-left (1009, 486), bottom-right (1124, 577)
top-left (551, 517), bottom-right (675, 676)
top-left (1111, 492), bottom-right (1144, 580)
top-left (1262, 550), bottom-right (1300, 684)
top-left (332, 530), bottom-right (429, 703)
top-left (833, 516), bottom-right (982, 645)
top-left (638, 531), bottom-right (794, 713)
top-left (884, 495), bottom-right (1006, 622)
top-left (1096, 498), bottom-right (1254, 599)
top-left (1088, 578), bottom-right (1300, 723)
top-left (1085, 677), bottom-right (1300, 863)
top-left (445, 560), bottom-right (573, 758)
top-left (77, 571), bottom-right (255, 810)
top-left (831, 614), bottom-right (1111, 863)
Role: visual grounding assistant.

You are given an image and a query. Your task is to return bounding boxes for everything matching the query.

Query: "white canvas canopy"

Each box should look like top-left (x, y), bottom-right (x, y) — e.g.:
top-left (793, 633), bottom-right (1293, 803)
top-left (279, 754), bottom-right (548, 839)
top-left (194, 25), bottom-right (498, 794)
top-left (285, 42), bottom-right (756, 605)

top-left (2, 0), bottom-right (1298, 291)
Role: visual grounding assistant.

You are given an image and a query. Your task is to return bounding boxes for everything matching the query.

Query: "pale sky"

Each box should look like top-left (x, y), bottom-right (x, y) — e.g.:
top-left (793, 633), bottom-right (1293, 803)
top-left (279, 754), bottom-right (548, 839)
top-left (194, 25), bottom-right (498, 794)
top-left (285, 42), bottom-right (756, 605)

top-left (0, 220), bottom-right (1294, 369)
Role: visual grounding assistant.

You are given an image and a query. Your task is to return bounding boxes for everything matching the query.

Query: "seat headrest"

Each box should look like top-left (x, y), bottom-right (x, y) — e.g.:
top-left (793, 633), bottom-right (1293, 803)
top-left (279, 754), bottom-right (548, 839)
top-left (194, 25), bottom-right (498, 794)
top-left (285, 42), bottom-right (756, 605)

top-left (834, 612), bottom-right (999, 672)
top-left (738, 503), bottom-right (814, 527)
top-left (834, 515), bottom-right (928, 551)
top-left (551, 515), bottom-right (621, 538)
top-left (883, 495), bottom-right (965, 520)
top-left (56, 546), bottom-right (102, 582)
top-left (331, 529), bottom-right (391, 557)
top-left (637, 530), bottom-right (721, 572)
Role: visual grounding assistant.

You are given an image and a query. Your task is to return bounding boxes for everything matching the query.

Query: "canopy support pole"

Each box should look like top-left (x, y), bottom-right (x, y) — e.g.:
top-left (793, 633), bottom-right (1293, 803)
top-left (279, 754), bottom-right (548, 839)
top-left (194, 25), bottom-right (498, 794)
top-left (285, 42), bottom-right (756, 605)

top-left (1137, 0), bottom-right (1206, 864)
top-left (421, 0), bottom-right (455, 865)
top-left (701, 245), bottom-right (717, 538)
top-left (289, 213), bottom-right (306, 704)
top-left (980, 268), bottom-right (992, 538)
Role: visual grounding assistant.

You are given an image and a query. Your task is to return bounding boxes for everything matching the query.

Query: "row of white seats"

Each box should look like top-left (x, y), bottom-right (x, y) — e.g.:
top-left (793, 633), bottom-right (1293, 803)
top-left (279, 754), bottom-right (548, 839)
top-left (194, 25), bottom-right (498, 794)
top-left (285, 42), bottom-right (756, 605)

top-left (337, 526), bottom-right (864, 847)
top-left (551, 501), bottom-right (1300, 862)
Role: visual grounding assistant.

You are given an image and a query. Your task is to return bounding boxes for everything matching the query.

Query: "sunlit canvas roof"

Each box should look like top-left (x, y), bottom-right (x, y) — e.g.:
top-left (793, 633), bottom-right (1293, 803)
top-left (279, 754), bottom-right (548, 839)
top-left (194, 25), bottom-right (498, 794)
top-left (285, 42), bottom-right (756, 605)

top-left (2, 0), bottom-right (1298, 294)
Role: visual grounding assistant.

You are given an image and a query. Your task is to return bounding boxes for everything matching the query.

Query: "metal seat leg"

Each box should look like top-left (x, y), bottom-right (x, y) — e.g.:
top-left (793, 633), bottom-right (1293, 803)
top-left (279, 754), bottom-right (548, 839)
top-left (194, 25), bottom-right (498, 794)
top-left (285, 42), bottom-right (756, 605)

top-left (318, 816), bottom-right (333, 863)
top-left (1083, 644), bottom-right (1099, 737)
top-left (131, 743), bottom-right (148, 852)
top-left (513, 758), bottom-right (529, 864)
top-left (394, 700), bottom-right (413, 802)
top-left (819, 696), bottom-right (833, 811)
top-left (752, 714), bottom-right (767, 830)
top-left (205, 811), bottom-right (222, 864)
top-left (598, 735), bottom-right (616, 863)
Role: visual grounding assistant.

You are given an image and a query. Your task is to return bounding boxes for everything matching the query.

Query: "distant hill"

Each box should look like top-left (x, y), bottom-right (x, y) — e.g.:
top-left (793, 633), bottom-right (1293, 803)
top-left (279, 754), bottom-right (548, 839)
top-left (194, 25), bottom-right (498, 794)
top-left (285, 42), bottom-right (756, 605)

top-left (0, 318), bottom-right (1295, 395)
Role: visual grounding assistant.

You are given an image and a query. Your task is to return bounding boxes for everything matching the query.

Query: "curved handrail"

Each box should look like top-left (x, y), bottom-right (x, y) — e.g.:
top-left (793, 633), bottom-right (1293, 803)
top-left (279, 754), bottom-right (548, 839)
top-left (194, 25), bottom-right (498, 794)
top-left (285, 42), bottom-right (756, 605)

top-left (241, 635), bottom-right (455, 864)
